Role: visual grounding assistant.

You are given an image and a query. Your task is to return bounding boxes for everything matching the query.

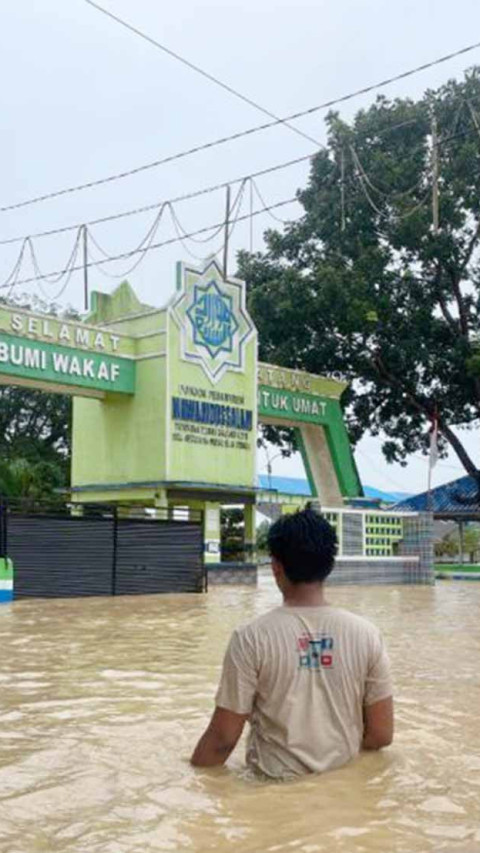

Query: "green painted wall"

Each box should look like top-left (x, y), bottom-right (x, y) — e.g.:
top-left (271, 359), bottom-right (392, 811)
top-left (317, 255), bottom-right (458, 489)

top-left (166, 312), bottom-right (257, 488)
top-left (72, 354), bottom-right (167, 487)
top-left (258, 386), bottom-right (362, 498)
top-left (72, 284), bottom-right (169, 491)
top-left (165, 260), bottom-right (258, 489)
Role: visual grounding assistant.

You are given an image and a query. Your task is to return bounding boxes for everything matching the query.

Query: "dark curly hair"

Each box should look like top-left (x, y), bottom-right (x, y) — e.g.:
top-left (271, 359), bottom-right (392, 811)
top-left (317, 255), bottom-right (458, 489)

top-left (267, 508), bottom-right (338, 584)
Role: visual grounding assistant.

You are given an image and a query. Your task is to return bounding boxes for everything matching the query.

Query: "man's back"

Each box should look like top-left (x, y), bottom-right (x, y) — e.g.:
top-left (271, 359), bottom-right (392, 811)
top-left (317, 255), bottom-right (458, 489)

top-left (191, 510), bottom-right (393, 775)
top-left (216, 604), bottom-right (392, 778)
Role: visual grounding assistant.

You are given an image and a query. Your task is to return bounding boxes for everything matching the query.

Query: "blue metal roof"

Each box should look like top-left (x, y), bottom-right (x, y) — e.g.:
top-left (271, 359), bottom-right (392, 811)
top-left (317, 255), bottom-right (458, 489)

top-left (258, 475), bottom-right (312, 496)
top-left (258, 475), bottom-right (407, 504)
top-left (393, 474), bottom-right (479, 514)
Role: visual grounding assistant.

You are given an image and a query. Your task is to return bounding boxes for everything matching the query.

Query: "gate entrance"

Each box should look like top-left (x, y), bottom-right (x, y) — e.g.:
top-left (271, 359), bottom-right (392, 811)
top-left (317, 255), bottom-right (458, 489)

top-left (0, 258), bottom-right (362, 591)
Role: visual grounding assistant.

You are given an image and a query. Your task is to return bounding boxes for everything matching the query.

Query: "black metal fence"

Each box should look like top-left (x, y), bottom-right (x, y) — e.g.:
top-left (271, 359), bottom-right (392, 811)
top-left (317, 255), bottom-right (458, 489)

top-left (0, 500), bottom-right (205, 598)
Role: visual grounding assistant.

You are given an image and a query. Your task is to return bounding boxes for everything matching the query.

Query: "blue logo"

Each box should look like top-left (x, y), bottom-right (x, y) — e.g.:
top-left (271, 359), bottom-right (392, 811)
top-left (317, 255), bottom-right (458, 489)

top-left (187, 279), bottom-right (239, 358)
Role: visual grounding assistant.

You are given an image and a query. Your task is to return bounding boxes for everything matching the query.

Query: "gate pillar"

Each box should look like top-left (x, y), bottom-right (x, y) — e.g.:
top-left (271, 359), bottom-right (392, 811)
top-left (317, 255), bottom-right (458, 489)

top-left (244, 503), bottom-right (256, 563)
top-left (204, 502), bottom-right (220, 564)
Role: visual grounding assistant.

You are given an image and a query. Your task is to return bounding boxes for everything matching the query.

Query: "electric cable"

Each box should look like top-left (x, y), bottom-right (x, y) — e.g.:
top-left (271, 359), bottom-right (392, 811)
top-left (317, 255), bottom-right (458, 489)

top-left (0, 154), bottom-right (312, 246)
top-left (83, 0), bottom-right (321, 148)
top-left (167, 192), bottom-right (242, 263)
top-left (87, 205), bottom-right (168, 279)
top-left (349, 146), bottom-right (428, 200)
top-left (27, 229), bottom-right (83, 285)
top-left (2, 239), bottom-right (30, 293)
top-left (166, 179), bottom-right (247, 244)
top-left (351, 147), bottom-right (432, 220)
top-left (3, 100), bottom-right (480, 290)
top-left (2, 117), bottom-right (473, 250)
top-left (1, 198), bottom-right (298, 289)
top-left (2, 39), bottom-right (480, 213)
top-left (249, 179), bottom-right (291, 225)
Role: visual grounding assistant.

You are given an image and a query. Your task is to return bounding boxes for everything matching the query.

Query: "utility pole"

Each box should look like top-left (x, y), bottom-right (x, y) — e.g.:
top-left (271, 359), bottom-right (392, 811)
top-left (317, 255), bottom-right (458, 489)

top-left (83, 225), bottom-right (89, 312)
top-left (431, 115), bottom-right (440, 235)
top-left (222, 184), bottom-right (231, 279)
top-left (249, 178), bottom-right (254, 253)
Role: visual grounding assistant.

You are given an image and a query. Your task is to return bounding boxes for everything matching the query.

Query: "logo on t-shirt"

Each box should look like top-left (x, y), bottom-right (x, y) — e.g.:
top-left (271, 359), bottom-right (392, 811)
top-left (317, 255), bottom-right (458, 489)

top-left (297, 634), bottom-right (334, 670)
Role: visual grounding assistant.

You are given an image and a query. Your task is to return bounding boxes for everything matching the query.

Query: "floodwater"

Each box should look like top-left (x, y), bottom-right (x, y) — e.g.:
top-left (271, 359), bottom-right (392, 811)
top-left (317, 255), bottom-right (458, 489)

top-left (0, 573), bottom-right (479, 853)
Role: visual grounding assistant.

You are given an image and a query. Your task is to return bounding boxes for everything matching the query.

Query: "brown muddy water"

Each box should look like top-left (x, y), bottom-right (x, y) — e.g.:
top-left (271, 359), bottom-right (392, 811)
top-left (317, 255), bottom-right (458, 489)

top-left (0, 571), bottom-right (479, 853)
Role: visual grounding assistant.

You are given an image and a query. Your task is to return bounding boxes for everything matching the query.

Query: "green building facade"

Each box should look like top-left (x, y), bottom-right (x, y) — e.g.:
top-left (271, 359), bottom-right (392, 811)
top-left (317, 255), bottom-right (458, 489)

top-left (1, 259), bottom-right (365, 569)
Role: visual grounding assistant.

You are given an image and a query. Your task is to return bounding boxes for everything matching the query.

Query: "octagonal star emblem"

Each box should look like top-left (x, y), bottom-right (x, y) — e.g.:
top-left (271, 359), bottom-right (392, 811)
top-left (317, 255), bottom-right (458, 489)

top-left (186, 279), bottom-right (239, 358)
top-left (170, 259), bottom-right (256, 384)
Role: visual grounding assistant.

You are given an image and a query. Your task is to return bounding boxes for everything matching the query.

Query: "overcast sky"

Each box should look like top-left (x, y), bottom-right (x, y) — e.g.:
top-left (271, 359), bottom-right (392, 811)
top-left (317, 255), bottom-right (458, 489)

top-left (2, 0), bottom-right (480, 496)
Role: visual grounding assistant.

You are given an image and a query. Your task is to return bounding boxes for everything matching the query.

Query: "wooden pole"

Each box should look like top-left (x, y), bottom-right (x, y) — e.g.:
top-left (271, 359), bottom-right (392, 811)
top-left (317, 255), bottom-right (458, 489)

top-left (83, 225), bottom-right (89, 312)
top-left (222, 185), bottom-right (231, 279)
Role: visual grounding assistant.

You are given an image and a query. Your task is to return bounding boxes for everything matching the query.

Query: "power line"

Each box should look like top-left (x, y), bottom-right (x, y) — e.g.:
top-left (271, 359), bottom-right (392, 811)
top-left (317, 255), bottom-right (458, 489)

top-left (167, 183), bottom-right (248, 264)
top-left (83, 0), bottom-right (320, 148)
top-left (3, 109), bottom-right (480, 287)
top-left (3, 118), bottom-right (480, 291)
top-left (351, 147), bottom-right (432, 220)
top-left (251, 179), bottom-right (291, 225)
top-left (411, 453), bottom-right (464, 471)
top-left (1, 197), bottom-right (298, 290)
top-left (0, 154), bottom-right (311, 245)
top-left (87, 181), bottom-right (248, 273)
top-left (85, 207), bottom-right (168, 280)
top-left (3, 116), bottom-right (476, 249)
top-left (355, 447), bottom-right (412, 492)
top-left (3, 39), bottom-right (480, 213)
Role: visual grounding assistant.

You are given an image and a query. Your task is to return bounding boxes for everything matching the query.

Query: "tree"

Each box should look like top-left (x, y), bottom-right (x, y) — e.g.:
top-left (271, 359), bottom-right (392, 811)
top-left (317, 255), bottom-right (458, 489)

top-left (461, 526), bottom-right (480, 562)
top-left (0, 294), bottom-right (75, 491)
top-left (239, 69), bottom-right (480, 493)
top-left (0, 457), bottom-right (65, 502)
top-left (220, 508), bottom-right (245, 561)
top-left (0, 387), bottom-right (71, 472)
top-left (256, 518), bottom-right (271, 552)
top-left (435, 524), bottom-right (480, 562)
top-left (434, 535), bottom-right (458, 559)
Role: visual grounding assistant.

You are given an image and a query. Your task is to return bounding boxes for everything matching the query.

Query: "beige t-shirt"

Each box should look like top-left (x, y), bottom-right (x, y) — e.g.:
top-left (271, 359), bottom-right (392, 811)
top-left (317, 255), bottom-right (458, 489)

top-left (215, 605), bottom-right (393, 778)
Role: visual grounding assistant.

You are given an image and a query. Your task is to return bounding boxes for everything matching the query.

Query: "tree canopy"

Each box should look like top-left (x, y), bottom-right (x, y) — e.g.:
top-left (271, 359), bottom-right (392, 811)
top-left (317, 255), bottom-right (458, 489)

top-left (0, 388), bottom-right (71, 501)
top-left (0, 296), bottom-right (75, 501)
top-left (239, 68), bottom-right (480, 488)
top-left (0, 387), bottom-right (70, 467)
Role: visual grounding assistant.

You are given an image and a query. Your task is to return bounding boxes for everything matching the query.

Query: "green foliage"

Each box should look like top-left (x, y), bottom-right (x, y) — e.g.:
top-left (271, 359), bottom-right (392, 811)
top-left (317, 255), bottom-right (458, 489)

top-left (0, 457), bottom-right (65, 502)
top-left (238, 69), bottom-right (480, 478)
top-left (0, 387), bottom-right (71, 468)
top-left (434, 536), bottom-right (458, 558)
top-left (0, 388), bottom-right (71, 502)
top-left (435, 524), bottom-right (480, 562)
top-left (256, 518), bottom-right (271, 552)
top-left (220, 507), bottom-right (245, 561)
top-left (0, 296), bottom-right (75, 498)
top-left (461, 526), bottom-right (480, 561)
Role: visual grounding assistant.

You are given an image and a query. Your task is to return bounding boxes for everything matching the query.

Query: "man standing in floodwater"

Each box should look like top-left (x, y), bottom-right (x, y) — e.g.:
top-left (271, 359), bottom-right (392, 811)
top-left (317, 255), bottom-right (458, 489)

top-left (191, 508), bottom-right (393, 778)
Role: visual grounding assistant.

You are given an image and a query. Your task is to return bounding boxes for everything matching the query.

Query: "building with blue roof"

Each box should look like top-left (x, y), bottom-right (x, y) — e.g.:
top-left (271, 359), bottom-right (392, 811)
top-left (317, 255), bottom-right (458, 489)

top-left (257, 474), bottom-right (408, 506)
top-left (393, 474), bottom-right (480, 518)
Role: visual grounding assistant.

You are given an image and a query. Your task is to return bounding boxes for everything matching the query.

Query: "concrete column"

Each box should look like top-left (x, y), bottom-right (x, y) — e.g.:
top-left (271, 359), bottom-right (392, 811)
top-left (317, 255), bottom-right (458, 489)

top-left (153, 489), bottom-right (169, 519)
top-left (244, 503), bottom-right (256, 564)
top-left (299, 424), bottom-right (343, 507)
top-left (70, 504), bottom-right (84, 518)
top-left (204, 501), bottom-right (221, 564)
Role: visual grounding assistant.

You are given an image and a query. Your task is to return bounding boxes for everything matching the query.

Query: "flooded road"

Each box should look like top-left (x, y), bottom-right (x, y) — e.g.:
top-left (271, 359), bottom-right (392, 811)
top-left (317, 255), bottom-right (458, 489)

top-left (0, 573), bottom-right (479, 853)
